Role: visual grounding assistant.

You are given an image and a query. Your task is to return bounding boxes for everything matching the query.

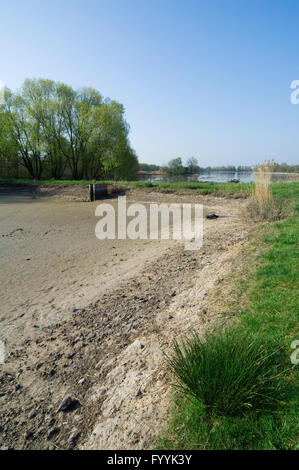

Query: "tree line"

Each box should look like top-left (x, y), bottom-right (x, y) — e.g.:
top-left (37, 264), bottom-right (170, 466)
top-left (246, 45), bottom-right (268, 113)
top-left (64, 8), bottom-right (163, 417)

top-left (158, 160), bottom-right (299, 177)
top-left (161, 157), bottom-right (200, 176)
top-left (0, 79), bottom-right (138, 180)
top-left (160, 158), bottom-right (253, 177)
top-left (271, 162), bottom-right (299, 173)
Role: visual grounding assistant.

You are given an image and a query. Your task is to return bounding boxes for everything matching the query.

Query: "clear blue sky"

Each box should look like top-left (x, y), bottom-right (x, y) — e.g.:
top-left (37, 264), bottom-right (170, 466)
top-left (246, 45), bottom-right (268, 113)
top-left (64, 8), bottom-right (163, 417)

top-left (1, 0), bottom-right (299, 166)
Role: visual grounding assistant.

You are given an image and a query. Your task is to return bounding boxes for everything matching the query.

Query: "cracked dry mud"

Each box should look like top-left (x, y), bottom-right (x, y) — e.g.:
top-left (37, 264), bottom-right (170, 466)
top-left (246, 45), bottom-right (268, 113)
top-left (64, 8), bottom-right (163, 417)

top-left (0, 188), bottom-right (254, 450)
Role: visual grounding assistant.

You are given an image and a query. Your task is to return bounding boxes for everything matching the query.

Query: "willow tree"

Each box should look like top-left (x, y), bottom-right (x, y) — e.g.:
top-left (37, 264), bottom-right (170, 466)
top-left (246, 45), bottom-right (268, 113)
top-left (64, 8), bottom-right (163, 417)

top-left (0, 107), bottom-right (18, 173)
top-left (20, 79), bottom-right (67, 178)
top-left (1, 78), bottom-right (138, 180)
top-left (4, 87), bottom-right (47, 179)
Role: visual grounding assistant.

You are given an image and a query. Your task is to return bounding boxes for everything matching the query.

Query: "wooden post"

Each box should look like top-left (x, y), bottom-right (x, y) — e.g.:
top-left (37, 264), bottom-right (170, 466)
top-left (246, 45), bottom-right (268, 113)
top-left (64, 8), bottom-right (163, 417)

top-left (89, 184), bottom-right (94, 201)
top-left (93, 184), bottom-right (108, 200)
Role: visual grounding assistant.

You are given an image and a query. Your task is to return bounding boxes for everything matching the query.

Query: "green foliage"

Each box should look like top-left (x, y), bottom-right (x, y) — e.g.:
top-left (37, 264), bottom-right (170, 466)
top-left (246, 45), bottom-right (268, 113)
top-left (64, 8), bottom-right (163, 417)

top-left (0, 78), bottom-right (138, 180)
top-left (186, 156), bottom-right (199, 174)
top-left (0, 110), bottom-right (18, 173)
top-left (168, 328), bottom-right (290, 416)
top-left (162, 157), bottom-right (185, 177)
top-left (271, 162), bottom-right (299, 173)
top-left (139, 163), bottom-right (161, 172)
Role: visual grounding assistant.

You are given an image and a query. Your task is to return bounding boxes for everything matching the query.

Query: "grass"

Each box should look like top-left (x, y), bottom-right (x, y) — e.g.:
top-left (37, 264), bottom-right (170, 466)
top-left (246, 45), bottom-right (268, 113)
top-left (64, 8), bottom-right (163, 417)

top-left (109, 180), bottom-right (252, 197)
top-left (0, 177), bottom-right (252, 197)
top-left (159, 395), bottom-right (298, 450)
top-left (1, 177), bottom-right (299, 199)
top-left (167, 328), bottom-right (290, 417)
top-left (2, 176), bottom-right (299, 201)
top-left (158, 184), bottom-right (299, 450)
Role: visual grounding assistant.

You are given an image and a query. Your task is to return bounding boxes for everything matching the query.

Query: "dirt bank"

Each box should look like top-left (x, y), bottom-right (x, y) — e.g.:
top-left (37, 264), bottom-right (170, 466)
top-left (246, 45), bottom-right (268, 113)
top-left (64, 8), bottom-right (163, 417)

top-left (0, 188), bottom-right (255, 450)
top-left (0, 183), bottom-right (91, 202)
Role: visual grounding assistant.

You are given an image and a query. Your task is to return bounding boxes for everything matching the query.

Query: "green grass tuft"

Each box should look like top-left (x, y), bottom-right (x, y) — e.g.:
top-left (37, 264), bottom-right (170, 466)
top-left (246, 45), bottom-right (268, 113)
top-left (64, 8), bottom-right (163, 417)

top-left (168, 327), bottom-right (291, 417)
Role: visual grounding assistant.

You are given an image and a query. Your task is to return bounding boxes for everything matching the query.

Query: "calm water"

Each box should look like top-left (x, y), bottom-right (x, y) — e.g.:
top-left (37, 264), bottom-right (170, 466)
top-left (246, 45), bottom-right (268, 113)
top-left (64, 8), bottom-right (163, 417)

top-left (139, 171), bottom-right (298, 184)
top-left (139, 171), bottom-right (254, 183)
top-left (197, 171), bottom-right (253, 183)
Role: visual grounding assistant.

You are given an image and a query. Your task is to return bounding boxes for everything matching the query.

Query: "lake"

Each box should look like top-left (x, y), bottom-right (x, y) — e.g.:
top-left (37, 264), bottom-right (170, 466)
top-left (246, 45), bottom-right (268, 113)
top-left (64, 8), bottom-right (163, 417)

top-left (139, 171), bottom-right (254, 183)
top-left (138, 171), bottom-right (299, 184)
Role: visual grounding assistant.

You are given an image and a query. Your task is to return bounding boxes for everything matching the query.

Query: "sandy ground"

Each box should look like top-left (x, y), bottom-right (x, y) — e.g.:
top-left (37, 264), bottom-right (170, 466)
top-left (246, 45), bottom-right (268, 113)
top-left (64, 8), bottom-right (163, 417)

top-left (0, 193), bottom-right (175, 348)
top-left (0, 186), bottom-right (254, 450)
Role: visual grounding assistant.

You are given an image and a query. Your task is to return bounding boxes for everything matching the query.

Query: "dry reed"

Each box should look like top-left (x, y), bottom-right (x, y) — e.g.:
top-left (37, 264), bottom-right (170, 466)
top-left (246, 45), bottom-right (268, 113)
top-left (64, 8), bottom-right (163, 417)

top-left (248, 161), bottom-right (289, 221)
top-left (253, 161), bottom-right (273, 206)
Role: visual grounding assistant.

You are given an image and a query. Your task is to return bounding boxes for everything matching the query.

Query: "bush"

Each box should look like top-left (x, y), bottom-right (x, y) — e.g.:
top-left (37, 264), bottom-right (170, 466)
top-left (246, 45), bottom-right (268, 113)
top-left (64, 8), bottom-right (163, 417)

top-left (167, 327), bottom-right (290, 416)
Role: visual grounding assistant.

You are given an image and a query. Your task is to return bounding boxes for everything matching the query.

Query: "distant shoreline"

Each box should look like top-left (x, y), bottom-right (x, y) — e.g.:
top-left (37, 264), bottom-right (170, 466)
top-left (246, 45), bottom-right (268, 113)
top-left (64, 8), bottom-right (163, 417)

top-left (138, 169), bottom-right (299, 175)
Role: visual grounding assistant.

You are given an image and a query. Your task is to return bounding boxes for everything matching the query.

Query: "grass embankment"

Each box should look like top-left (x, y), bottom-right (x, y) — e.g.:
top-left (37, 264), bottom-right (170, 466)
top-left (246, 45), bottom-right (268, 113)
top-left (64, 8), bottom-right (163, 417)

top-left (0, 177), bottom-right (252, 197)
top-left (158, 184), bottom-right (299, 450)
top-left (2, 177), bottom-right (299, 199)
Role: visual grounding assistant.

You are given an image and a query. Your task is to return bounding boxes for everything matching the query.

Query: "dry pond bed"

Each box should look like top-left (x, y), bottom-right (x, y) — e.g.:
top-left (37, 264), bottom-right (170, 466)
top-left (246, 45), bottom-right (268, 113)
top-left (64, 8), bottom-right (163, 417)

top-left (0, 186), bottom-right (255, 450)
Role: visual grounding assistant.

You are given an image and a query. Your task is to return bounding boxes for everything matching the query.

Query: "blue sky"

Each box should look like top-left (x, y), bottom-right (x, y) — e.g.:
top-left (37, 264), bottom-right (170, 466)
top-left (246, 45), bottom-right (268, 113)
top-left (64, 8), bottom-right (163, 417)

top-left (1, 0), bottom-right (299, 166)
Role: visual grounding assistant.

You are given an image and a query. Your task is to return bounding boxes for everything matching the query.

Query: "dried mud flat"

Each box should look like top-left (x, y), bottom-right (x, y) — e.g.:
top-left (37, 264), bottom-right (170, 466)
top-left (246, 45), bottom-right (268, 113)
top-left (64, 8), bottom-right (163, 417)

top-left (0, 187), bottom-right (255, 450)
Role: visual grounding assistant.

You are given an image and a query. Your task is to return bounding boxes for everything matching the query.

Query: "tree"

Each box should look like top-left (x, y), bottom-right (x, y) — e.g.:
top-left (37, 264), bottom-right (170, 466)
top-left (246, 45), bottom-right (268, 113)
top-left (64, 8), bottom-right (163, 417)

top-left (0, 109), bottom-right (16, 161)
top-left (107, 144), bottom-right (139, 180)
top-left (139, 163), bottom-right (161, 172)
top-left (186, 156), bottom-right (199, 174)
top-left (4, 86), bottom-right (47, 179)
top-left (90, 99), bottom-right (130, 179)
top-left (1, 78), bottom-right (138, 180)
top-left (163, 157), bottom-right (184, 176)
top-left (21, 78), bottom-right (67, 179)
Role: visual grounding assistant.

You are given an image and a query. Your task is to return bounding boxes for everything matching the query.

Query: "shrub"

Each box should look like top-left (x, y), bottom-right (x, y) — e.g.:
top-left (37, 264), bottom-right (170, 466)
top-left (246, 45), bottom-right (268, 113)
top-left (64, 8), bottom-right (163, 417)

top-left (167, 327), bottom-right (290, 416)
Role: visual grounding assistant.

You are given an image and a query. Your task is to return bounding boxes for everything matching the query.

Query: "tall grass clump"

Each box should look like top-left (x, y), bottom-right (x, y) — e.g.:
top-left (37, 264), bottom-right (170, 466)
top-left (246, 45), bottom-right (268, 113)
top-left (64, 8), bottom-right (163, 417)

top-left (167, 327), bottom-right (290, 417)
top-left (248, 161), bottom-right (290, 220)
top-left (254, 161), bottom-right (272, 206)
